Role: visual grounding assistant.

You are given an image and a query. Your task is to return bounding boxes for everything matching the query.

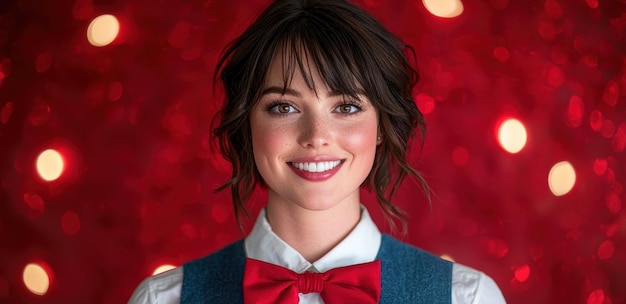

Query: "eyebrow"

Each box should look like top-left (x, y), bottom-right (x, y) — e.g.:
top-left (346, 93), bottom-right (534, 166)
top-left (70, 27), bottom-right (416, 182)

top-left (260, 86), bottom-right (366, 99)
top-left (260, 86), bottom-right (301, 97)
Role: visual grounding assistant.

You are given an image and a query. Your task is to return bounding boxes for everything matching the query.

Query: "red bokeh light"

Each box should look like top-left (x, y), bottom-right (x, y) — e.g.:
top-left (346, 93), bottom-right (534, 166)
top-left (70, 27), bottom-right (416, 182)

top-left (23, 193), bottom-right (45, 212)
top-left (588, 289), bottom-right (605, 304)
top-left (35, 52), bottom-right (52, 74)
top-left (0, 58), bottom-right (11, 80)
top-left (585, 0), bottom-right (599, 9)
top-left (605, 193), bottom-right (621, 214)
top-left (481, 237), bottom-right (509, 259)
top-left (451, 146), bottom-right (469, 166)
top-left (547, 66), bottom-right (564, 87)
top-left (612, 124), bottom-right (626, 153)
top-left (514, 265), bottom-right (530, 283)
top-left (601, 120), bottom-right (615, 138)
top-left (593, 158), bottom-right (608, 176)
top-left (493, 46), bottom-right (510, 63)
top-left (61, 211), bottom-right (81, 235)
top-left (28, 99), bottom-right (50, 127)
top-left (0, 101), bottom-right (12, 124)
top-left (602, 80), bottom-right (619, 107)
top-left (597, 240), bottom-right (615, 260)
top-left (416, 93), bottom-right (435, 114)
top-left (107, 81), bottom-right (124, 102)
top-left (567, 95), bottom-right (584, 128)
top-left (590, 110), bottom-right (603, 132)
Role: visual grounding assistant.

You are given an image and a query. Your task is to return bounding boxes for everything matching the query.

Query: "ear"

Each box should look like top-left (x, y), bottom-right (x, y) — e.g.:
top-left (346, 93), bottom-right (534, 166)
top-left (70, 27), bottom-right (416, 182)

top-left (376, 134), bottom-right (383, 145)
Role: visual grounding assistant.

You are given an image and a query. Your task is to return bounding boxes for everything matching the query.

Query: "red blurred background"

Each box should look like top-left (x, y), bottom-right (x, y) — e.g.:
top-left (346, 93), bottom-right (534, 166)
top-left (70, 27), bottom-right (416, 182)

top-left (1, 0), bottom-right (625, 303)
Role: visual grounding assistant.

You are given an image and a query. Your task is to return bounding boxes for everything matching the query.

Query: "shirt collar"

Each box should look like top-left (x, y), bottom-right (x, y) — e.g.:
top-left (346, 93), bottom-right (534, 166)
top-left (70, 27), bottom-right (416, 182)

top-left (244, 206), bottom-right (382, 273)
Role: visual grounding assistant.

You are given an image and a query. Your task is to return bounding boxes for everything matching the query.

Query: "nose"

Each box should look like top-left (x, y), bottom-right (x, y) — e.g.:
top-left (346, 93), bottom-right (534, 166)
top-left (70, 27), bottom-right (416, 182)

top-left (297, 112), bottom-right (330, 149)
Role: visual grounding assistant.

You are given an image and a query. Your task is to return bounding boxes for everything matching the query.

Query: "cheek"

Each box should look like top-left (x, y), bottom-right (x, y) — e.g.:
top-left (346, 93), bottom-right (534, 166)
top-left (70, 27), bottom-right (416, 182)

top-left (251, 121), bottom-right (291, 161)
top-left (341, 122), bottom-right (378, 156)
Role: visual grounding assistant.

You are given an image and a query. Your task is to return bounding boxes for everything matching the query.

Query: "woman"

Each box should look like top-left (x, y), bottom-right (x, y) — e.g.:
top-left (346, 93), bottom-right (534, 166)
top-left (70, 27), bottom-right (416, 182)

top-left (130, 0), bottom-right (506, 303)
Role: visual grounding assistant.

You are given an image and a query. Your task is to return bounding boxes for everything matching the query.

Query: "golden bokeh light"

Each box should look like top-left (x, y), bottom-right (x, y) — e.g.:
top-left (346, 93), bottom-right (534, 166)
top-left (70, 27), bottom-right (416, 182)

top-left (23, 263), bottom-right (50, 296)
top-left (497, 118), bottom-right (528, 154)
top-left (36, 149), bottom-right (64, 181)
top-left (87, 14), bottom-right (120, 47)
top-left (548, 161), bottom-right (576, 196)
top-left (152, 264), bottom-right (176, 275)
top-left (440, 254), bottom-right (455, 262)
top-left (423, 0), bottom-right (464, 18)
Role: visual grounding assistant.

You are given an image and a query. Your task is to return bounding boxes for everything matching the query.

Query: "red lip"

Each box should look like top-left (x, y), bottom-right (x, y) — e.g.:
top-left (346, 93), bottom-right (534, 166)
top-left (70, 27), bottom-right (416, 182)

top-left (289, 156), bottom-right (342, 162)
top-left (288, 161), bottom-right (344, 182)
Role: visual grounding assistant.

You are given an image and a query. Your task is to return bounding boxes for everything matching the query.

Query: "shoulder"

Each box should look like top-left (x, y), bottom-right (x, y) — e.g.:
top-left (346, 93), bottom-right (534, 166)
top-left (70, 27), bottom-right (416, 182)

top-left (379, 234), bottom-right (446, 258)
top-left (181, 240), bottom-right (246, 303)
top-left (378, 234), bottom-right (452, 272)
top-left (377, 234), bottom-right (452, 303)
top-left (128, 240), bottom-right (246, 304)
top-left (452, 264), bottom-right (507, 304)
top-left (128, 267), bottom-right (183, 304)
top-left (378, 235), bottom-right (506, 304)
top-left (183, 239), bottom-right (246, 276)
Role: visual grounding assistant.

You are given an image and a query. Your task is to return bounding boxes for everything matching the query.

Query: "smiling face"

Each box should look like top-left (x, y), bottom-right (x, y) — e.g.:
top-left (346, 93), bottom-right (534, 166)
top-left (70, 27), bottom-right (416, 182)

top-left (249, 50), bottom-right (380, 213)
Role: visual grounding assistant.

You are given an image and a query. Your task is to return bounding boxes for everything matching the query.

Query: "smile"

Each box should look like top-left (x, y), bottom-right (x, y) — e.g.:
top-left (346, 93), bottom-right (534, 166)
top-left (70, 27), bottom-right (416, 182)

top-left (288, 159), bottom-right (344, 181)
top-left (290, 160), bottom-right (342, 173)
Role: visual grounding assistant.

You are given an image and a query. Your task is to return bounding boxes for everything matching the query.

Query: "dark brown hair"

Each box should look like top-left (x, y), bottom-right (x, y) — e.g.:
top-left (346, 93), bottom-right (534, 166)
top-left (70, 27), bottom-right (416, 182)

top-left (213, 0), bottom-right (427, 232)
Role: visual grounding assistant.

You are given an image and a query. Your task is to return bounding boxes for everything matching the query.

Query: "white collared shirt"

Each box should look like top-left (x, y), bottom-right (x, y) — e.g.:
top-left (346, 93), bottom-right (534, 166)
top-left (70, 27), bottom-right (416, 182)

top-left (129, 207), bottom-right (507, 304)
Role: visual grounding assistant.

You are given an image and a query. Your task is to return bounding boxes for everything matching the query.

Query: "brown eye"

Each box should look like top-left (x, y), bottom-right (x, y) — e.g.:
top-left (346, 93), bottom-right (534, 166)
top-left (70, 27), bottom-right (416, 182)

top-left (268, 103), bottom-right (297, 114)
top-left (278, 104), bottom-right (292, 113)
top-left (335, 104), bottom-right (361, 114)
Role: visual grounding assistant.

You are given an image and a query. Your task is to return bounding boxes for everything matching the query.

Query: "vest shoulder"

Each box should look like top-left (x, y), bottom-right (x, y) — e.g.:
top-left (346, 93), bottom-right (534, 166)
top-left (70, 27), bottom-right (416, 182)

top-left (378, 234), bottom-right (453, 304)
top-left (185, 239), bottom-right (246, 269)
top-left (379, 234), bottom-right (451, 265)
top-left (181, 240), bottom-right (245, 303)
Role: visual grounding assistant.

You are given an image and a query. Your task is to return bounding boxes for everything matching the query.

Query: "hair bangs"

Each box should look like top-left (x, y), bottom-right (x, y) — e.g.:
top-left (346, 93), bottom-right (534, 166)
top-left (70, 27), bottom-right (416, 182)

top-left (271, 18), bottom-right (368, 102)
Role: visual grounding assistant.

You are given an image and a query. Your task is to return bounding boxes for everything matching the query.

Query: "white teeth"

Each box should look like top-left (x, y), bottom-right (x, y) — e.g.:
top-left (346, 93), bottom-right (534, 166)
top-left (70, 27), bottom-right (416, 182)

top-left (291, 160), bottom-right (341, 173)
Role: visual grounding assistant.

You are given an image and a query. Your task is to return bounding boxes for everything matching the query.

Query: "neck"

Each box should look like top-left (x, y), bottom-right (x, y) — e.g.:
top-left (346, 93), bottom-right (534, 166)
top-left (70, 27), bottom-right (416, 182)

top-left (265, 191), bottom-right (361, 263)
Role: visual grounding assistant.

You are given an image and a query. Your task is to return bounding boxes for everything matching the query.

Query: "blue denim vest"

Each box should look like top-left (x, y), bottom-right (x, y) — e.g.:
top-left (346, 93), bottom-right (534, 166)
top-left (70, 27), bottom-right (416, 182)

top-left (181, 234), bottom-right (452, 303)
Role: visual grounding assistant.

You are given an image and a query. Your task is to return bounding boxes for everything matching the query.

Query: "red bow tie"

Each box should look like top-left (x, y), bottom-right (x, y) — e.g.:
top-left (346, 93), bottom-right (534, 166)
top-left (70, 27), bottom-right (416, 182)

top-left (243, 258), bottom-right (381, 304)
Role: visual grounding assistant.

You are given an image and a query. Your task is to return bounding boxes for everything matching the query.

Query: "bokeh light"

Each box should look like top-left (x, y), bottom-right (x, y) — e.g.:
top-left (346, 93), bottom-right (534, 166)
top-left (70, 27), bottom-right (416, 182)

top-left (61, 211), bottom-right (81, 235)
top-left (440, 254), bottom-right (455, 262)
top-left (587, 289), bottom-right (605, 304)
top-left (493, 46), bottom-right (510, 62)
top-left (452, 146), bottom-right (469, 166)
top-left (548, 161), bottom-right (576, 196)
top-left (567, 95), bottom-right (584, 128)
top-left (514, 264), bottom-right (530, 282)
top-left (152, 264), bottom-right (176, 275)
top-left (36, 149), bottom-right (64, 182)
top-left (497, 118), bottom-right (528, 154)
top-left (23, 193), bottom-right (44, 212)
top-left (422, 0), bottom-right (464, 18)
top-left (22, 263), bottom-right (50, 296)
top-left (0, 101), bottom-right (13, 124)
top-left (416, 93), bottom-right (435, 114)
top-left (597, 240), bottom-right (615, 260)
top-left (87, 14), bottom-right (120, 47)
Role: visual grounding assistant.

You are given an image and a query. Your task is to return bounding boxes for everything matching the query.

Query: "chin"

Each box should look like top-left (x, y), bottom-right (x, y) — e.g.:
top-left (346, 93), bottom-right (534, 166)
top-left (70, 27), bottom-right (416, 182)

top-left (290, 195), bottom-right (355, 212)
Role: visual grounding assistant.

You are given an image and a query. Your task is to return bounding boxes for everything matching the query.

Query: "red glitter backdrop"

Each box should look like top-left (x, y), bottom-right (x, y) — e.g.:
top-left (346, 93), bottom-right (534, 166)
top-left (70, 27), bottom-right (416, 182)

top-left (1, 0), bottom-right (625, 303)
